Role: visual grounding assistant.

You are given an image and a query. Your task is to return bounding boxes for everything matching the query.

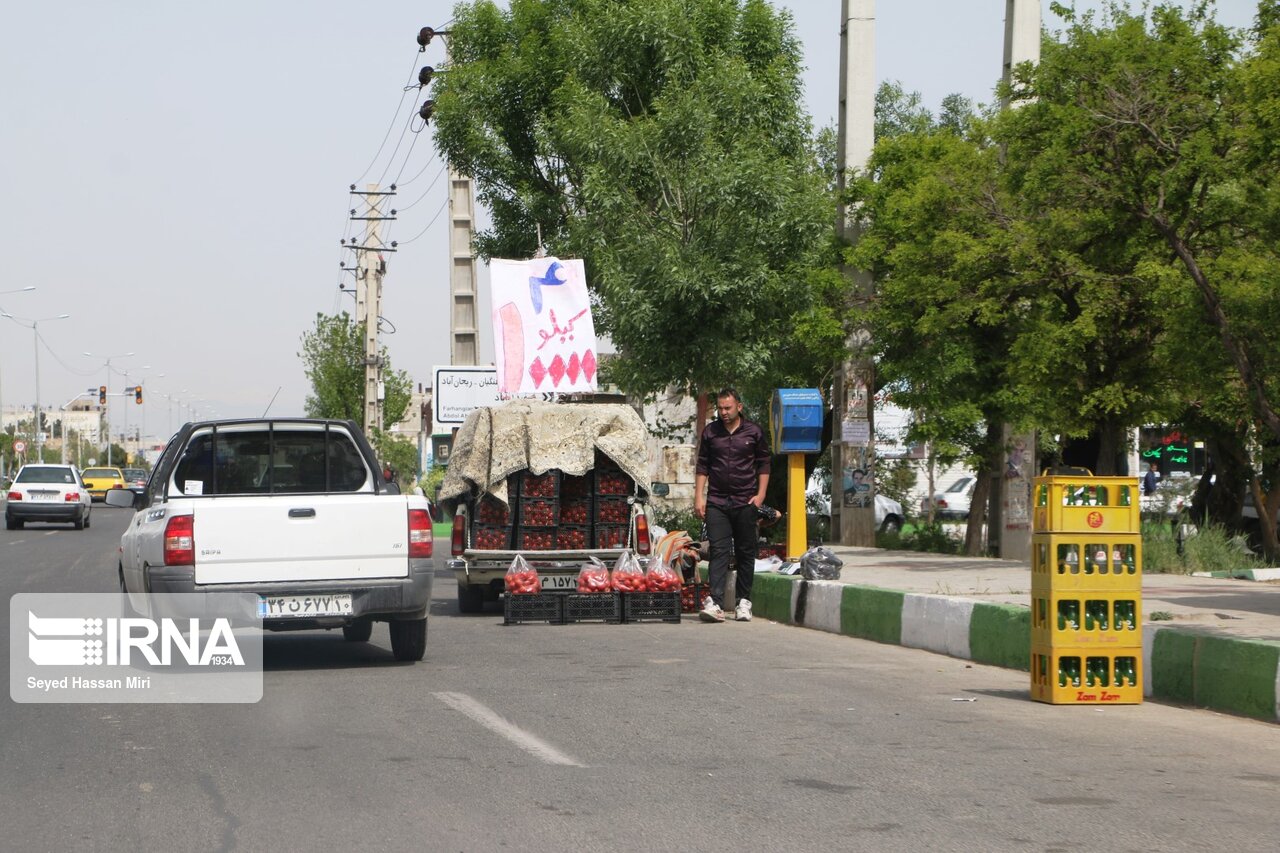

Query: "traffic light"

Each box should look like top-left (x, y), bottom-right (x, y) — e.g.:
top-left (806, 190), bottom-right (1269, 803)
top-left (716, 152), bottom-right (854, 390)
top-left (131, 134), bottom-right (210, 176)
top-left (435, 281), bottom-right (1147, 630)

top-left (99, 385), bottom-right (107, 405)
top-left (134, 385), bottom-right (143, 404)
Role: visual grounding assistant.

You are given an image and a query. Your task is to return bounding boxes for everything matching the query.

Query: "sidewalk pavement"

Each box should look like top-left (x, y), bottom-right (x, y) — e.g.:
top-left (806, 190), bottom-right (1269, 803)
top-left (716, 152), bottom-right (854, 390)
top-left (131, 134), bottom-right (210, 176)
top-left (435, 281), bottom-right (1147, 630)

top-left (748, 546), bottom-right (1280, 724)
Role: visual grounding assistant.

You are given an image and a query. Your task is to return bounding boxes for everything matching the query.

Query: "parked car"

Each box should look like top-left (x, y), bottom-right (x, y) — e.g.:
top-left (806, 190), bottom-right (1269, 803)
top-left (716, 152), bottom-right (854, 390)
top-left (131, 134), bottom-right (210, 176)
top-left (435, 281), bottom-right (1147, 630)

top-left (920, 476), bottom-right (976, 520)
top-left (5, 464), bottom-right (92, 530)
top-left (81, 466), bottom-right (126, 502)
top-left (805, 484), bottom-right (905, 535)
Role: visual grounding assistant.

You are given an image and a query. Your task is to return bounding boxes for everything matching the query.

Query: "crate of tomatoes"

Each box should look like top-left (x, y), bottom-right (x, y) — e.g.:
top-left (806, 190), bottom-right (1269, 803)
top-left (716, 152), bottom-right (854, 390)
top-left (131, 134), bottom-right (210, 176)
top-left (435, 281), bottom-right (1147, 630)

top-left (518, 497), bottom-right (559, 528)
top-left (555, 525), bottom-right (590, 550)
top-left (560, 497), bottom-right (591, 525)
top-left (680, 582), bottom-right (712, 614)
top-left (475, 495), bottom-right (511, 526)
top-left (595, 469), bottom-right (634, 497)
top-left (516, 528), bottom-right (557, 550)
top-left (594, 496), bottom-right (630, 525)
top-left (521, 470), bottom-right (560, 498)
top-left (503, 555), bottom-right (562, 624)
top-left (595, 524), bottom-right (629, 549)
top-left (473, 524), bottom-right (513, 551)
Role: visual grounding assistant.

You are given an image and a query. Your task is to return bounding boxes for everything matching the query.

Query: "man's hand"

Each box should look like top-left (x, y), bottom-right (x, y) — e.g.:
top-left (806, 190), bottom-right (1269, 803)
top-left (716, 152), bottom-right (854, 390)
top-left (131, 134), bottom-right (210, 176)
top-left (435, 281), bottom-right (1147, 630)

top-left (748, 494), bottom-right (765, 509)
top-left (694, 496), bottom-right (706, 519)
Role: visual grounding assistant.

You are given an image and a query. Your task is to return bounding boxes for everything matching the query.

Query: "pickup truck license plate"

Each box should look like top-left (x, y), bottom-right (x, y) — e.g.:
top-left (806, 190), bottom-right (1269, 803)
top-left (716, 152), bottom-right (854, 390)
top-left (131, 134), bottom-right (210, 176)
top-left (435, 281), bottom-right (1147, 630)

top-left (258, 594), bottom-right (354, 618)
top-left (540, 574), bottom-right (577, 591)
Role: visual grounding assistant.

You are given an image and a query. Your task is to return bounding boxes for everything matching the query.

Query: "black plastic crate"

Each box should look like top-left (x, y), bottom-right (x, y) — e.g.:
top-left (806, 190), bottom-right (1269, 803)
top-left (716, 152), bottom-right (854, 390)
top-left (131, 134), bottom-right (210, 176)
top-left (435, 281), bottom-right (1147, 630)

top-left (561, 474), bottom-right (592, 500)
top-left (559, 496), bottom-right (592, 526)
top-left (475, 495), bottom-right (512, 526)
top-left (594, 495), bottom-right (630, 525)
top-left (503, 593), bottom-right (564, 625)
top-left (518, 497), bottom-right (559, 527)
top-left (680, 582), bottom-right (712, 614)
top-left (555, 525), bottom-right (590, 551)
top-left (594, 468), bottom-right (634, 496)
top-left (473, 523), bottom-right (513, 551)
top-left (516, 527), bottom-right (557, 551)
top-left (622, 591), bottom-right (682, 623)
top-left (563, 592), bottom-right (622, 624)
top-left (521, 470), bottom-right (560, 498)
top-left (594, 524), bottom-right (629, 549)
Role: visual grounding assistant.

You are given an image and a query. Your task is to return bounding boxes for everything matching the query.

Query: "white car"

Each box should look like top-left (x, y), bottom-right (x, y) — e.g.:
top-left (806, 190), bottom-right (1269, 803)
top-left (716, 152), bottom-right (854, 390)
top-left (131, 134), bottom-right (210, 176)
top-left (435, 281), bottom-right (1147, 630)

top-left (5, 464), bottom-right (92, 530)
top-left (921, 476), bottom-right (976, 520)
top-left (806, 483), bottom-right (905, 535)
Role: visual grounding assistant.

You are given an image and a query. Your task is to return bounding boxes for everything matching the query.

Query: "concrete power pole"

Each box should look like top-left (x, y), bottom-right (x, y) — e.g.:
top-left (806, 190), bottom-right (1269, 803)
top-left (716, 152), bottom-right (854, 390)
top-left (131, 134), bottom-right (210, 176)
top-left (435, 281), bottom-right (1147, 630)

top-left (349, 184), bottom-right (396, 438)
top-left (449, 172), bottom-right (480, 366)
top-left (994, 0), bottom-right (1041, 562)
top-left (832, 0), bottom-right (877, 546)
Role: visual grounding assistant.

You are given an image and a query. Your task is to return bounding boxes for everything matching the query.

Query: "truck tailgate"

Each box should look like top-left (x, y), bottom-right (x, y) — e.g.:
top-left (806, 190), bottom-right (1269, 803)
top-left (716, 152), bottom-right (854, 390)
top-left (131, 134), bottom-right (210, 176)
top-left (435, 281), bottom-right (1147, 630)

top-left (192, 495), bottom-right (410, 585)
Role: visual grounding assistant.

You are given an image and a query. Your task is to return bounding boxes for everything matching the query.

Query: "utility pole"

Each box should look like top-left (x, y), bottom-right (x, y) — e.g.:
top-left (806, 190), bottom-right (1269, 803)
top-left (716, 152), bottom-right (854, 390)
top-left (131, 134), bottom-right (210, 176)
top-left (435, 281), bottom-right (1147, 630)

top-left (444, 34), bottom-right (479, 367)
top-left (994, 0), bottom-right (1041, 562)
top-left (832, 0), bottom-right (877, 546)
top-left (347, 184), bottom-right (397, 439)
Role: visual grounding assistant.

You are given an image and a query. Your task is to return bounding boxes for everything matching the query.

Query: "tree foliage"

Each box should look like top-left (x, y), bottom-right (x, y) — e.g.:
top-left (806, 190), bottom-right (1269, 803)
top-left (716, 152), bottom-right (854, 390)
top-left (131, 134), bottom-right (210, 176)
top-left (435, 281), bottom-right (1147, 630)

top-left (854, 2), bottom-right (1280, 550)
top-left (432, 0), bottom-right (841, 401)
top-left (299, 312), bottom-right (412, 428)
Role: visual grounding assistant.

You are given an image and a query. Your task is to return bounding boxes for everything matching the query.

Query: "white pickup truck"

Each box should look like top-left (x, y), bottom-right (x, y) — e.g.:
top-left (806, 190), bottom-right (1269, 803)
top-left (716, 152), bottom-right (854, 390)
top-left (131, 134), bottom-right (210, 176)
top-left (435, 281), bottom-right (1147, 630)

top-left (106, 418), bottom-right (434, 661)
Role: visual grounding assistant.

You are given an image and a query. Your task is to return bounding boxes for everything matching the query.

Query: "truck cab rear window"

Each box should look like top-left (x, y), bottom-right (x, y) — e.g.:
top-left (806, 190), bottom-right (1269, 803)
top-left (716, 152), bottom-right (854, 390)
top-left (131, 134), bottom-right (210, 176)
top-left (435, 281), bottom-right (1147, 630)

top-left (173, 429), bottom-right (370, 495)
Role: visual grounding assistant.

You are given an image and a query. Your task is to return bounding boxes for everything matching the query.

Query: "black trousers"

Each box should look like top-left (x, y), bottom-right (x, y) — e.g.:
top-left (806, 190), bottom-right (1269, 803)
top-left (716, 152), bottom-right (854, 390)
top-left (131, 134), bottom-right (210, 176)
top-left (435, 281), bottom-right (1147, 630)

top-left (706, 503), bottom-right (759, 607)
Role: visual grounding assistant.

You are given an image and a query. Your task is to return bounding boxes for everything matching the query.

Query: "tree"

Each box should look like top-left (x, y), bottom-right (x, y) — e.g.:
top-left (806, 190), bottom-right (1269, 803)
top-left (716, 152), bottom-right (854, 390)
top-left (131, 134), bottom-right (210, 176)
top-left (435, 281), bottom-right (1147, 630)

top-left (298, 312), bottom-right (412, 428)
top-left (432, 0), bottom-right (841, 403)
top-left (1003, 3), bottom-right (1280, 551)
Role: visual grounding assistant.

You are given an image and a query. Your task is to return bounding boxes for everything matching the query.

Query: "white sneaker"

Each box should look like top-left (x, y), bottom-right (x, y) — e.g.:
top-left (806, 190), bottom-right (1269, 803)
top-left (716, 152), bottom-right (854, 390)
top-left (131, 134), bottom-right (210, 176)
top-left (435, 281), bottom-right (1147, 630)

top-left (699, 596), bottom-right (725, 623)
top-left (735, 599), bottom-right (753, 622)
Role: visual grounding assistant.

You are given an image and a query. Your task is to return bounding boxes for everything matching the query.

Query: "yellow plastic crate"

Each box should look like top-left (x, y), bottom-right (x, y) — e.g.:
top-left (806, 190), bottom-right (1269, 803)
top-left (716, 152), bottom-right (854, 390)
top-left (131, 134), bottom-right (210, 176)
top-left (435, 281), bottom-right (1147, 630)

top-left (1031, 589), bottom-right (1142, 647)
top-left (1033, 476), bottom-right (1141, 534)
top-left (1031, 534), bottom-right (1142, 593)
top-left (1031, 645), bottom-right (1142, 705)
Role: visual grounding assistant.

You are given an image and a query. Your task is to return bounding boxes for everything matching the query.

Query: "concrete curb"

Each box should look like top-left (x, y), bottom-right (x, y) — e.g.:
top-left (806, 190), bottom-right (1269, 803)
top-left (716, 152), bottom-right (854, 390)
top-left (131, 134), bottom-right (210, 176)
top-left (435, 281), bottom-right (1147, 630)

top-left (752, 572), bottom-right (1280, 724)
top-left (1190, 568), bottom-right (1280, 581)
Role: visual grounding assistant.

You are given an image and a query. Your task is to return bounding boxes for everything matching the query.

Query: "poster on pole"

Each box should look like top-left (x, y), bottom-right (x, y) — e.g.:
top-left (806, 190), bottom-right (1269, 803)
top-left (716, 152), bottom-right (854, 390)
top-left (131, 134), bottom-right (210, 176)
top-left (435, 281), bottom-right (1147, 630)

top-left (489, 257), bottom-right (598, 395)
top-left (432, 366), bottom-right (504, 426)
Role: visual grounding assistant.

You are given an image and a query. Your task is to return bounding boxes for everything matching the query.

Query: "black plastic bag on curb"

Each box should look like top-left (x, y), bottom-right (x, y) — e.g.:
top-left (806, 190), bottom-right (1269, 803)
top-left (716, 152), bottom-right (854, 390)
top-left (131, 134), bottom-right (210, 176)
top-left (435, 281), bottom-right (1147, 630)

top-left (800, 546), bottom-right (843, 580)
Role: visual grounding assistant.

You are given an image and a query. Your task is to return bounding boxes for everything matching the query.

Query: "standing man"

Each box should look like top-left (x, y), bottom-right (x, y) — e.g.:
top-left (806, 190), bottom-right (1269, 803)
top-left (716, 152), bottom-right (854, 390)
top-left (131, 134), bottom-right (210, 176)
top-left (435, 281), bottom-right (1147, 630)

top-left (694, 388), bottom-right (771, 622)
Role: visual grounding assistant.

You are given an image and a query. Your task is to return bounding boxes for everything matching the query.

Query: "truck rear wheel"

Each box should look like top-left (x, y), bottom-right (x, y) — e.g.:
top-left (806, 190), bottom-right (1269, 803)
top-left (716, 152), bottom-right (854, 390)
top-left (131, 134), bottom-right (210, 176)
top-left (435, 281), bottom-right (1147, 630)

top-left (457, 583), bottom-right (485, 614)
top-left (389, 617), bottom-right (427, 661)
top-left (342, 620), bottom-right (373, 642)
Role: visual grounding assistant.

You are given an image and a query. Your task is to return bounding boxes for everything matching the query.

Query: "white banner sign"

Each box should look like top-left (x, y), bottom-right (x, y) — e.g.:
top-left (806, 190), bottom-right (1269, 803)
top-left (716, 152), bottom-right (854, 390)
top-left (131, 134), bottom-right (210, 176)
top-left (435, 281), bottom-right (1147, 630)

top-left (432, 367), bottom-right (504, 426)
top-left (489, 257), bottom-right (598, 395)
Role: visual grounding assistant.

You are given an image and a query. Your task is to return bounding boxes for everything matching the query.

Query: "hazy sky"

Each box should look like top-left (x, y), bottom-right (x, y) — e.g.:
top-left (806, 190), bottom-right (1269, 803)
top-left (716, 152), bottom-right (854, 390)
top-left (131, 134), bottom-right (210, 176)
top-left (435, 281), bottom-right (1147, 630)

top-left (0, 1), bottom-right (1260, 440)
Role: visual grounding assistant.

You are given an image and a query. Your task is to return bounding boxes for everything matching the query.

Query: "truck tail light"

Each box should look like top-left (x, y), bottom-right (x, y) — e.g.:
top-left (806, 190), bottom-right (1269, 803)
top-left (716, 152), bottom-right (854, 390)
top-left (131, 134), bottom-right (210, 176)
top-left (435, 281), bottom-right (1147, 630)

top-left (7, 491), bottom-right (21, 501)
top-left (408, 508), bottom-right (433, 558)
top-left (163, 515), bottom-right (195, 566)
top-left (451, 514), bottom-right (465, 557)
top-left (64, 492), bottom-right (81, 502)
top-left (634, 512), bottom-right (651, 555)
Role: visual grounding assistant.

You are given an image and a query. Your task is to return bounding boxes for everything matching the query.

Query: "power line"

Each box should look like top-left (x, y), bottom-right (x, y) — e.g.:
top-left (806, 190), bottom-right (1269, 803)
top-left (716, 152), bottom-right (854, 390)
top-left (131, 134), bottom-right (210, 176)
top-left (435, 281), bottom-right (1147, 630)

top-left (394, 195), bottom-right (450, 246)
top-left (351, 50), bottom-right (422, 185)
top-left (397, 162), bottom-right (447, 211)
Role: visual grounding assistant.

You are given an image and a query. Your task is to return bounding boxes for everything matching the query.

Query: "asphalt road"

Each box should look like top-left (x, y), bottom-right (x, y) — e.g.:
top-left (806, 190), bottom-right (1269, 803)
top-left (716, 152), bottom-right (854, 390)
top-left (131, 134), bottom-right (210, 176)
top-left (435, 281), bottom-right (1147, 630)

top-left (3, 508), bottom-right (1280, 852)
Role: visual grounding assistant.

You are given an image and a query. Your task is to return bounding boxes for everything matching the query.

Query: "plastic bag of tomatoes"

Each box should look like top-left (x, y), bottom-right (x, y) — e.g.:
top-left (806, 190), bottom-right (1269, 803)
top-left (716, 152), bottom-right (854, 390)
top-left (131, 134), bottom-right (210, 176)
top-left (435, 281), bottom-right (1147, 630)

top-left (611, 551), bottom-right (647, 593)
top-left (645, 557), bottom-right (683, 593)
top-left (504, 554), bottom-right (541, 595)
top-left (576, 556), bottom-right (612, 593)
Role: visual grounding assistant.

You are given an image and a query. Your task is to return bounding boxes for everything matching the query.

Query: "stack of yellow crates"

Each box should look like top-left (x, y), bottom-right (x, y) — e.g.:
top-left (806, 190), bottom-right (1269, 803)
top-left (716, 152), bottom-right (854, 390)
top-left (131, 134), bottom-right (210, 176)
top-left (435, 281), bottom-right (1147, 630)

top-left (1029, 473), bottom-right (1143, 705)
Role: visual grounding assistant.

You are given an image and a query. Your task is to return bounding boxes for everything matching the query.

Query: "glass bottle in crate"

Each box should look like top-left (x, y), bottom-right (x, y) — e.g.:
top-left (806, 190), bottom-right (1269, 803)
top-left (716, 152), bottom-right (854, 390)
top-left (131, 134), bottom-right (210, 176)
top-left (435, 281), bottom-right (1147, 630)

top-left (1059, 544), bottom-right (1079, 574)
top-left (1058, 600), bottom-right (1079, 630)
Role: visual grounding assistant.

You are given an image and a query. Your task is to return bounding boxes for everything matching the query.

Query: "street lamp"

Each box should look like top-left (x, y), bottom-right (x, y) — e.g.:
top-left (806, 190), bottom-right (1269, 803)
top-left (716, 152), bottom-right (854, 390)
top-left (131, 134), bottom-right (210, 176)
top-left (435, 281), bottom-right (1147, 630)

top-left (118, 365), bottom-right (150, 462)
top-left (0, 286), bottom-right (35, 479)
top-left (2, 310), bottom-right (70, 461)
top-left (84, 351), bottom-right (136, 467)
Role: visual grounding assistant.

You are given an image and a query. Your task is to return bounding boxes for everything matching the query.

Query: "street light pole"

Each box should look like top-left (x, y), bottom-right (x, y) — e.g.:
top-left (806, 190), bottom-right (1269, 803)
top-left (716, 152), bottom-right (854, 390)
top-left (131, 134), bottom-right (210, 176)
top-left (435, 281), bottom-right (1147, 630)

top-left (0, 286), bottom-right (35, 478)
top-left (2, 310), bottom-right (69, 463)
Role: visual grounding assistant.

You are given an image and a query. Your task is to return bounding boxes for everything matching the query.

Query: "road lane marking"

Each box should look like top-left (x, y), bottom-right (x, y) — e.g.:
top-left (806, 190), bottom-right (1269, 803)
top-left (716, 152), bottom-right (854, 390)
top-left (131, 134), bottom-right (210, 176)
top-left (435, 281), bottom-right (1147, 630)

top-left (9, 540), bottom-right (24, 545)
top-left (433, 691), bottom-right (584, 767)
